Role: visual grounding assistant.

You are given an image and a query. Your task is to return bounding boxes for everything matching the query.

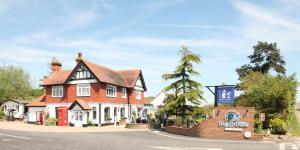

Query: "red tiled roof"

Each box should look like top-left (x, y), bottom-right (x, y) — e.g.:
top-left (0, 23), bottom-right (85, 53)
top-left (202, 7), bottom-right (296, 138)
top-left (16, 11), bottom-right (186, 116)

top-left (41, 59), bottom-right (145, 89)
top-left (69, 99), bottom-right (91, 110)
top-left (144, 97), bottom-right (154, 105)
top-left (118, 69), bottom-right (141, 87)
top-left (42, 70), bottom-right (72, 85)
top-left (83, 60), bottom-right (129, 87)
top-left (27, 94), bottom-right (47, 107)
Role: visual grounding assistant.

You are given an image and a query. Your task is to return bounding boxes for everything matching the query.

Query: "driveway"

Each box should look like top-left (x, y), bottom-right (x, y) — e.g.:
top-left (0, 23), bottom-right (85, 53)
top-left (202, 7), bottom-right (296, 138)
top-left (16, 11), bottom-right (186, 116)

top-left (0, 129), bottom-right (299, 150)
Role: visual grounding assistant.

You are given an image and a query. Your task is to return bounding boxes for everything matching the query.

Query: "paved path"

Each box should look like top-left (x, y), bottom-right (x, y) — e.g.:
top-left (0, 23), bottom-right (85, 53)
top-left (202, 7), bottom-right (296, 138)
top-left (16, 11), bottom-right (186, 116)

top-left (0, 121), bottom-right (147, 132)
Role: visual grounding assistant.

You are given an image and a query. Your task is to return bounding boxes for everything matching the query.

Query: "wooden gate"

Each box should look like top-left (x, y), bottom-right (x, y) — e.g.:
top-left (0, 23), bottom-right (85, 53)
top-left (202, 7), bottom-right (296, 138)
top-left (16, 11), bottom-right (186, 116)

top-left (56, 106), bottom-right (68, 126)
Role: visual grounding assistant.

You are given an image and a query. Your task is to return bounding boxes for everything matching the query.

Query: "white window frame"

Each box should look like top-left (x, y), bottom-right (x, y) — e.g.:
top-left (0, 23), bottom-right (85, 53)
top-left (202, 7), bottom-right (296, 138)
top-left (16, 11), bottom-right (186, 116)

top-left (77, 83), bottom-right (90, 97)
top-left (136, 90), bottom-right (141, 100)
top-left (104, 107), bottom-right (111, 120)
top-left (121, 88), bottom-right (127, 98)
top-left (92, 107), bottom-right (97, 120)
top-left (52, 86), bottom-right (63, 97)
top-left (106, 84), bottom-right (117, 97)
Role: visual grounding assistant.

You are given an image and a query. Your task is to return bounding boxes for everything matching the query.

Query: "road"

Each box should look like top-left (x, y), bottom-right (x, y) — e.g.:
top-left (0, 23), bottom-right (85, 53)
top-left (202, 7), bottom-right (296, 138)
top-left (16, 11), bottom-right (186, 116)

top-left (0, 129), bottom-right (299, 150)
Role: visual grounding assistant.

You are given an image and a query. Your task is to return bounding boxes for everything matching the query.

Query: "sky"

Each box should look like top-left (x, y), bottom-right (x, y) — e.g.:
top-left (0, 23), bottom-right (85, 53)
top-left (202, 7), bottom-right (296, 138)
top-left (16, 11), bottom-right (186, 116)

top-left (0, 0), bottom-right (299, 104)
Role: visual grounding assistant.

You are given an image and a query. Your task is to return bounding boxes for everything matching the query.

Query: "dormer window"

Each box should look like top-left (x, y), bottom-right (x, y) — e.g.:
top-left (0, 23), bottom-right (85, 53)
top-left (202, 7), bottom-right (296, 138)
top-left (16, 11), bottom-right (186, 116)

top-left (122, 88), bottom-right (127, 98)
top-left (70, 63), bottom-right (94, 81)
top-left (52, 86), bottom-right (63, 97)
top-left (77, 83), bottom-right (90, 97)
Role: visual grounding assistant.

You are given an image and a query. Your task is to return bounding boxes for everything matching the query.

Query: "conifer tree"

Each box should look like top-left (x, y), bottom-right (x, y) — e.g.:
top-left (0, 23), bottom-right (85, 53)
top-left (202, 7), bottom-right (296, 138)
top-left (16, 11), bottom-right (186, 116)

top-left (162, 46), bottom-right (204, 125)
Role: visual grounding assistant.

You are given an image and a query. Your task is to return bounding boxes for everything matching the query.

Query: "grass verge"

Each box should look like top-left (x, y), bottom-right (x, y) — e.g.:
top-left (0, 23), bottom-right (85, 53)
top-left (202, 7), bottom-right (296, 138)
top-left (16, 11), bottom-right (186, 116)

top-left (289, 113), bottom-right (300, 137)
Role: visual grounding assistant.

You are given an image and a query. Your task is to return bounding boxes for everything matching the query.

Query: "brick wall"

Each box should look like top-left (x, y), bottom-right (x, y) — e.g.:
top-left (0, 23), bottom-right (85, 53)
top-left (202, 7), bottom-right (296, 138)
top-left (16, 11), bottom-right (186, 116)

top-left (45, 83), bottom-right (145, 105)
top-left (165, 107), bottom-right (263, 140)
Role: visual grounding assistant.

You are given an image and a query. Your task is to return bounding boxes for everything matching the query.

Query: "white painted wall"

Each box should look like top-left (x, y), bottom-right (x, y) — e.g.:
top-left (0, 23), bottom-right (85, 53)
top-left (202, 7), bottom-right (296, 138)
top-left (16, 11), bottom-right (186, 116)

top-left (88, 103), bottom-right (99, 124)
top-left (69, 104), bottom-right (89, 127)
top-left (45, 103), bottom-right (71, 118)
top-left (1, 101), bottom-right (26, 118)
top-left (100, 103), bottom-right (128, 124)
top-left (27, 107), bottom-right (45, 122)
top-left (27, 102), bottom-right (146, 126)
top-left (151, 92), bottom-right (166, 109)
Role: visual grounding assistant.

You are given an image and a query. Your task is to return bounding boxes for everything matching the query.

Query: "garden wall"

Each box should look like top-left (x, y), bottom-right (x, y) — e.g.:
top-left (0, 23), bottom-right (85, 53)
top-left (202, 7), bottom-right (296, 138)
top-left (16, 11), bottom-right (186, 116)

top-left (164, 107), bottom-right (263, 140)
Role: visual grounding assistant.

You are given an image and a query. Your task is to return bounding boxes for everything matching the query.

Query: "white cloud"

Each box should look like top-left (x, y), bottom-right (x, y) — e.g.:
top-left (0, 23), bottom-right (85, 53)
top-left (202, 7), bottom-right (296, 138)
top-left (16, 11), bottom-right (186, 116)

top-left (0, 45), bottom-right (72, 65)
top-left (109, 37), bottom-right (236, 49)
top-left (68, 10), bottom-right (98, 28)
top-left (232, 0), bottom-right (300, 33)
top-left (231, 0), bottom-right (300, 53)
top-left (144, 23), bottom-right (239, 30)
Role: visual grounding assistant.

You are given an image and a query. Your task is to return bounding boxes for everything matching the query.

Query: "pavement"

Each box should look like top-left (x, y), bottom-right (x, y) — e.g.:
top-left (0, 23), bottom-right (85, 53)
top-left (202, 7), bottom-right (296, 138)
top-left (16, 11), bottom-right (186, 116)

top-left (0, 121), bottom-right (299, 150)
top-left (0, 121), bottom-right (147, 132)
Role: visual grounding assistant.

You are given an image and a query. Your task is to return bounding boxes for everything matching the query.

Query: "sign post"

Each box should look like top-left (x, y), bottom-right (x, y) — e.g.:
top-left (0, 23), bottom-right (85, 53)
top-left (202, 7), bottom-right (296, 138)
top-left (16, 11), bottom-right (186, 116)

top-left (217, 86), bottom-right (235, 104)
top-left (259, 113), bottom-right (265, 122)
top-left (206, 85), bottom-right (235, 107)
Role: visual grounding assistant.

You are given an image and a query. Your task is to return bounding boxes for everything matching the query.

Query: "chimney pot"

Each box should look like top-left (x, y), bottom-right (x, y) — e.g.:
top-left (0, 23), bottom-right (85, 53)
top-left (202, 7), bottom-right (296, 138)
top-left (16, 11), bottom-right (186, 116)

top-left (50, 57), bottom-right (62, 73)
top-left (76, 52), bottom-right (83, 64)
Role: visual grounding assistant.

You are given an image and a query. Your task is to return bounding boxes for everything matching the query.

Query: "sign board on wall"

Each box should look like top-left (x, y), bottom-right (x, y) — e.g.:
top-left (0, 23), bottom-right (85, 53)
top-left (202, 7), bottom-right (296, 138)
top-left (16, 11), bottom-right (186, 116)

top-left (259, 113), bottom-right (265, 122)
top-left (217, 87), bottom-right (235, 104)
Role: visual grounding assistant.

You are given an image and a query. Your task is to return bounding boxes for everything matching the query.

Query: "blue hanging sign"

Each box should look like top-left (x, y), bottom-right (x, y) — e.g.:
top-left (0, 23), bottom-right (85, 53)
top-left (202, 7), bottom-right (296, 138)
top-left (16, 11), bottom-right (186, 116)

top-left (217, 87), bottom-right (235, 104)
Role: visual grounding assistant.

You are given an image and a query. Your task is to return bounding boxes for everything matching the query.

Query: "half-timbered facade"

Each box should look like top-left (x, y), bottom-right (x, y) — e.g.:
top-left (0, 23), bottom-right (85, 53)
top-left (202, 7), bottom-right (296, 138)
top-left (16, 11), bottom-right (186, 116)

top-left (27, 53), bottom-right (147, 127)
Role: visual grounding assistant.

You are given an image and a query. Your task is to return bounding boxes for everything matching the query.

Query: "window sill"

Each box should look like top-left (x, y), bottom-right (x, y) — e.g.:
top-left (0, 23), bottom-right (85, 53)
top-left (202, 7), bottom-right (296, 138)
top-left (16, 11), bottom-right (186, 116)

top-left (104, 118), bottom-right (112, 121)
top-left (52, 96), bottom-right (63, 98)
top-left (106, 95), bottom-right (117, 98)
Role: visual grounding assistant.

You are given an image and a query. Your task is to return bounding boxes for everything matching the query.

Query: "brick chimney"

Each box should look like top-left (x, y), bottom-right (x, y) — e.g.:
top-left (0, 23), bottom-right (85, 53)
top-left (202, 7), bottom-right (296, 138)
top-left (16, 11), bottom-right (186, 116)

top-left (76, 52), bottom-right (83, 64)
top-left (50, 57), bottom-right (62, 73)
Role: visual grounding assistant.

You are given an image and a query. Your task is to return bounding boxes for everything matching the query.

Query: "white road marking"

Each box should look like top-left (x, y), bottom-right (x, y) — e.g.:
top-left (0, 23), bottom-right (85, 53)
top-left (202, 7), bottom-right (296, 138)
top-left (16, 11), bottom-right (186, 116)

top-left (292, 144), bottom-right (298, 150)
top-left (279, 143), bottom-right (285, 150)
top-left (0, 133), bottom-right (31, 140)
top-left (149, 130), bottom-right (272, 144)
top-left (149, 146), bottom-right (222, 150)
top-left (2, 139), bottom-right (15, 142)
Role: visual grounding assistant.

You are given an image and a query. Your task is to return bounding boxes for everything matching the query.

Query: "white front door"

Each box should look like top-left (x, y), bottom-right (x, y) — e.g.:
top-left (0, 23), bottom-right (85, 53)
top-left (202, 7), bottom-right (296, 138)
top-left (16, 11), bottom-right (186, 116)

top-left (74, 111), bottom-right (84, 127)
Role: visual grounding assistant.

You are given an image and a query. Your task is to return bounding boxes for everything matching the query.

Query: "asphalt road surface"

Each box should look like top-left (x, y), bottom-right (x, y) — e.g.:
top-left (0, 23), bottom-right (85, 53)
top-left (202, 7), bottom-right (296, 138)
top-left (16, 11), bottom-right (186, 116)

top-left (0, 129), bottom-right (299, 150)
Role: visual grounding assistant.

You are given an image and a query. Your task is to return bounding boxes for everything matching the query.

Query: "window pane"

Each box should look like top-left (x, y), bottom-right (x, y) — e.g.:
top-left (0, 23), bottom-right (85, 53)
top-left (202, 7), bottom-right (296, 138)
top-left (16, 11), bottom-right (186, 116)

top-left (93, 107), bottom-right (96, 119)
top-left (77, 84), bottom-right (90, 96)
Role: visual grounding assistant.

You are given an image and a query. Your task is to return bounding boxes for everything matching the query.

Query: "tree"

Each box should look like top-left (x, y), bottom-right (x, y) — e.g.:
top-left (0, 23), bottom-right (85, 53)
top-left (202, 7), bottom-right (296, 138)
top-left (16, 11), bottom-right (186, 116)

top-left (236, 72), bottom-right (298, 123)
top-left (236, 41), bottom-right (286, 79)
top-left (162, 46), bottom-right (204, 126)
top-left (0, 65), bottom-right (42, 102)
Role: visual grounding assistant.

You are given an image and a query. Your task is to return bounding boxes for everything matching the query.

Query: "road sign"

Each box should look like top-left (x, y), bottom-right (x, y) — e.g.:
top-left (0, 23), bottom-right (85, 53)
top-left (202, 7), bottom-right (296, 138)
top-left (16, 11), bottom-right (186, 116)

top-left (217, 87), bottom-right (235, 104)
top-left (259, 113), bottom-right (265, 122)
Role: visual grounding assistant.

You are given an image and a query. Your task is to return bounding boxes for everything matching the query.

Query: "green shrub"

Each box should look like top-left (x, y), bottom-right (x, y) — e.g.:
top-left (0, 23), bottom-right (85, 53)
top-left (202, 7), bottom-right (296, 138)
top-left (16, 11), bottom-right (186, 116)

top-left (254, 119), bottom-right (263, 134)
top-left (45, 117), bottom-right (57, 126)
top-left (269, 117), bottom-right (288, 135)
top-left (87, 120), bottom-right (95, 127)
top-left (0, 111), bottom-right (5, 120)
